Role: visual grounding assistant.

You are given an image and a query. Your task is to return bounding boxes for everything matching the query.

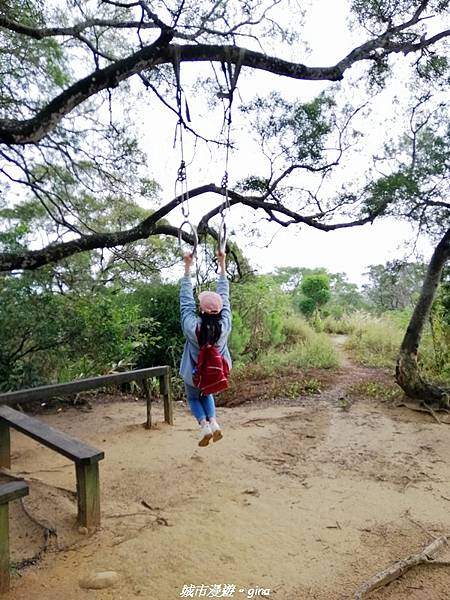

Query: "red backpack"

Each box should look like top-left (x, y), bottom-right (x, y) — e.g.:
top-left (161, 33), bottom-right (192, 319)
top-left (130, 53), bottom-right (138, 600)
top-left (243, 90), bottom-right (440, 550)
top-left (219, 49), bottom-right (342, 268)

top-left (192, 343), bottom-right (230, 395)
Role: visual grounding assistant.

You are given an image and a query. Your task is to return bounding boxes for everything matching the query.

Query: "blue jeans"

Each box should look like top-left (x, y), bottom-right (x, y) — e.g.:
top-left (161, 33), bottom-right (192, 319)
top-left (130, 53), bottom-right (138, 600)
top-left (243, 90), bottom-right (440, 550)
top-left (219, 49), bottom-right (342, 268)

top-left (185, 384), bottom-right (216, 423)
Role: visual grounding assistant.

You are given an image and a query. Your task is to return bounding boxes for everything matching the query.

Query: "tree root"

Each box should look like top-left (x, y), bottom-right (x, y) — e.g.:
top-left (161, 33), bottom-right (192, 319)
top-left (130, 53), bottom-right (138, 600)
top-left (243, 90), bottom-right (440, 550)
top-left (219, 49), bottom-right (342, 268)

top-left (353, 536), bottom-right (448, 599)
top-left (422, 402), bottom-right (441, 424)
top-left (19, 497), bottom-right (58, 546)
top-left (11, 497), bottom-right (59, 570)
top-left (395, 401), bottom-right (450, 424)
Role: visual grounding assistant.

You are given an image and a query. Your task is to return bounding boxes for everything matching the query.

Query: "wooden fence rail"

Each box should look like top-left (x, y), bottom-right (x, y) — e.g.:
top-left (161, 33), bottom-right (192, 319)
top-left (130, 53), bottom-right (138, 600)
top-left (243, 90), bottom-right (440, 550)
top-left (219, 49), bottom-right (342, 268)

top-left (0, 366), bottom-right (173, 428)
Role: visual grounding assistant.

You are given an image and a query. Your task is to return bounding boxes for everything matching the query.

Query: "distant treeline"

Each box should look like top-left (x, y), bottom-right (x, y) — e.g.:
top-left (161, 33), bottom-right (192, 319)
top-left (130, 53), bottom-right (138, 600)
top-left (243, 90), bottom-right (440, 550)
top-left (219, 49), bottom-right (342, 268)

top-left (1, 260), bottom-right (448, 392)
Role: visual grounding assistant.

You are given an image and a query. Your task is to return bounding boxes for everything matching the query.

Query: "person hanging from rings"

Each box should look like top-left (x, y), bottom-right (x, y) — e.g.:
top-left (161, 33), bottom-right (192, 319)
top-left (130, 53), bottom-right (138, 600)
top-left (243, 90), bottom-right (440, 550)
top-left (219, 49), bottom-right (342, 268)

top-left (179, 250), bottom-right (232, 447)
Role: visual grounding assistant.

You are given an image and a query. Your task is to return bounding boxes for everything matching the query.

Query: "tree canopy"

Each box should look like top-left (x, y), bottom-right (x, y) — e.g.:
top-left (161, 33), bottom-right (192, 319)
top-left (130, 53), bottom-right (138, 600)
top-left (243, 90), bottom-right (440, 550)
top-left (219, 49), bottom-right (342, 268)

top-left (1, 0), bottom-right (450, 272)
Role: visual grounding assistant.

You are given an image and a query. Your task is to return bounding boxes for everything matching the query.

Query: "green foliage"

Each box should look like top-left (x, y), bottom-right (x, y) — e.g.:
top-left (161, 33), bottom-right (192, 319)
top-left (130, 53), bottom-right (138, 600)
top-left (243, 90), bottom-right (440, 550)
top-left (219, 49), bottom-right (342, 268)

top-left (429, 286), bottom-right (450, 381)
top-left (1, 268), bottom-right (339, 393)
top-left (0, 274), bottom-right (156, 391)
top-left (285, 378), bottom-right (323, 396)
top-left (241, 92), bottom-right (335, 166)
top-left (364, 172), bottom-right (419, 217)
top-left (298, 273), bottom-right (331, 318)
top-left (322, 315), bottom-right (354, 335)
top-left (408, 128), bottom-right (449, 179)
top-left (364, 128), bottom-right (450, 239)
top-left (439, 277), bottom-right (450, 325)
top-left (350, 1), bottom-right (450, 32)
top-left (298, 296), bottom-right (316, 318)
top-left (274, 267), bottom-right (366, 322)
top-left (0, 221), bottom-right (29, 251)
top-left (0, 274), bottom-right (64, 389)
top-left (345, 307), bottom-right (450, 385)
top-left (345, 312), bottom-right (404, 368)
top-left (327, 273), bottom-right (368, 317)
top-left (255, 335), bottom-right (339, 371)
top-left (229, 275), bottom-right (289, 361)
top-left (280, 315), bottom-right (314, 345)
top-left (363, 260), bottom-right (427, 312)
top-left (237, 176), bottom-right (270, 194)
top-left (1, 186), bottom-right (177, 287)
top-left (228, 311), bottom-right (251, 359)
top-left (0, 1), bottom-right (69, 114)
top-left (60, 293), bottom-right (157, 378)
top-left (417, 55), bottom-right (450, 82)
top-left (272, 266), bottom-right (304, 291)
top-left (2, 257), bottom-right (447, 396)
top-left (130, 283), bottom-right (184, 370)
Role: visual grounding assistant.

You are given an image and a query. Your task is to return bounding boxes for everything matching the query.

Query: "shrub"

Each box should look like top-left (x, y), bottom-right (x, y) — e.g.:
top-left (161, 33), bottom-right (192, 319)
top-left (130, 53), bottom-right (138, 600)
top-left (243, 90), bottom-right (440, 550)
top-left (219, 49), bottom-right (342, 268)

top-left (230, 275), bottom-right (289, 361)
top-left (321, 315), bottom-right (354, 335)
top-left (130, 283), bottom-right (185, 370)
top-left (280, 315), bottom-right (313, 345)
top-left (0, 279), bottom-right (155, 390)
top-left (298, 273), bottom-right (331, 318)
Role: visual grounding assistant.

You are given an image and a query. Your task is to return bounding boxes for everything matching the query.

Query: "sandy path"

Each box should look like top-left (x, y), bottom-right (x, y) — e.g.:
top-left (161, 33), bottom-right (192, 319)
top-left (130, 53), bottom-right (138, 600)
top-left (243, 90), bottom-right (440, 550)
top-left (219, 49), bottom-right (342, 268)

top-left (4, 337), bottom-right (450, 600)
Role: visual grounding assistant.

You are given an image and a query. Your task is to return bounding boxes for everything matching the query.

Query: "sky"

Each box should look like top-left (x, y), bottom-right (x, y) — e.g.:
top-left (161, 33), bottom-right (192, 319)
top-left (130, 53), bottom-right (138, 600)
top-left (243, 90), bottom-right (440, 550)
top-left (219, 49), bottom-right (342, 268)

top-left (139, 0), bottom-right (437, 286)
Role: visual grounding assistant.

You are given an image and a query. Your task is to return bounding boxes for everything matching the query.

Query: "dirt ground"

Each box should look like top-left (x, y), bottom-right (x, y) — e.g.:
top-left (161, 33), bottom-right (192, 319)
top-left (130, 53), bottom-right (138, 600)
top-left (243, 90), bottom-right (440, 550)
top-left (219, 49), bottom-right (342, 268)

top-left (4, 336), bottom-right (450, 600)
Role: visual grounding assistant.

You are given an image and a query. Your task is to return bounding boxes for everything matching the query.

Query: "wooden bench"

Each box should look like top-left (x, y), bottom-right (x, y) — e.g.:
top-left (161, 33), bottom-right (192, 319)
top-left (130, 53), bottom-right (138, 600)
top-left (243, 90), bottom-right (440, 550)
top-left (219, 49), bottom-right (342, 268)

top-left (0, 479), bottom-right (29, 593)
top-left (0, 406), bottom-right (104, 530)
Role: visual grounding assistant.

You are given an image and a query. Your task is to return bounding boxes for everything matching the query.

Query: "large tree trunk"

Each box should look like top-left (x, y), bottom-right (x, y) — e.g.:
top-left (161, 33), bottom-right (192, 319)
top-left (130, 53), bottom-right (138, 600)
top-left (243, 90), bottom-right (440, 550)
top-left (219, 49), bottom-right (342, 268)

top-left (395, 227), bottom-right (450, 407)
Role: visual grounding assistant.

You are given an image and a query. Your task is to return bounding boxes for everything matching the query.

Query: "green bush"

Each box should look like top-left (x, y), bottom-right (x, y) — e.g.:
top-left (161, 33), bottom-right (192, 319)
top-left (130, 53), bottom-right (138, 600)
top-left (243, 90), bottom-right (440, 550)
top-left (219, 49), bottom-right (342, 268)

top-left (229, 275), bottom-right (289, 361)
top-left (322, 315), bottom-right (354, 334)
top-left (2, 267), bottom-right (370, 395)
top-left (0, 276), bottom-right (155, 390)
top-left (228, 311), bottom-right (251, 359)
top-left (130, 283), bottom-right (185, 370)
top-left (298, 273), bottom-right (331, 318)
top-left (280, 315), bottom-right (313, 345)
top-left (60, 293), bottom-right (157, 377)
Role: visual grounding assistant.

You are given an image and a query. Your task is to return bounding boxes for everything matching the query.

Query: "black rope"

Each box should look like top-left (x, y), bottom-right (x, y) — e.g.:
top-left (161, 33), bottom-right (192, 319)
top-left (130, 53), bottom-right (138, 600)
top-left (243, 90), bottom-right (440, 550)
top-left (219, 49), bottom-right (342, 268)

top-left (219, 50), bottom-right (243, 220)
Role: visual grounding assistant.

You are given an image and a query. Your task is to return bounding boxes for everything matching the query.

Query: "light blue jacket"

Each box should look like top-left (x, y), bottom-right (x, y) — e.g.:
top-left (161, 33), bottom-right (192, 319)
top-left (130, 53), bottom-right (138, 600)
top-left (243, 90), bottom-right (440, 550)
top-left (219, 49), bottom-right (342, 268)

top-left (179, 275), bottom-right (232, 386)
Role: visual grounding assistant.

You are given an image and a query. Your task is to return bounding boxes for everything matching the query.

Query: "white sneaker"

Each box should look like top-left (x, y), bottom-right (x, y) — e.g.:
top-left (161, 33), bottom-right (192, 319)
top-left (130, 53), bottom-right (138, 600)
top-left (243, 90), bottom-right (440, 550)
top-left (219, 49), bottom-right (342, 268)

top-left (210, 421), bottom-right (223, 443)
top-left (198, 424), bottom-right (213, 447)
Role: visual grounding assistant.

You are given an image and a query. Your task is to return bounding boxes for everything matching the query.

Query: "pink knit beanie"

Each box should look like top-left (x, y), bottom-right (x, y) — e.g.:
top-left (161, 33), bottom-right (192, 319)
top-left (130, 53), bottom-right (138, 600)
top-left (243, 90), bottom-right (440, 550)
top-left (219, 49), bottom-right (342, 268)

top-left (198, 291), bottom-right (223, 314)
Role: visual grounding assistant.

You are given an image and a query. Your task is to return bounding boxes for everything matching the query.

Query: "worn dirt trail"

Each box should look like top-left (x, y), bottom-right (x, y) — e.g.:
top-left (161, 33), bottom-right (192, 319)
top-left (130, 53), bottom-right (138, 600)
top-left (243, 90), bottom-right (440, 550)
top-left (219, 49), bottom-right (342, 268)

top-left (4, 336), bottom-right (450, 600)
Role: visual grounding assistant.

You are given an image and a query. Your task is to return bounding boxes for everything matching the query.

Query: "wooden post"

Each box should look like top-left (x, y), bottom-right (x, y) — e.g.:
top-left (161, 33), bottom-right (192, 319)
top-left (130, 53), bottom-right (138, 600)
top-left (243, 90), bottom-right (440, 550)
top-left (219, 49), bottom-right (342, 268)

top-left (160, 371), bottom-right (173, 425)
top-left (142, 379), bottom-right (152, 430)
top-left (0, 423), bottom-right (10, 470)
top-left (75, 462), bottom-right (100, 529)
top-left (0, 503), bottom-right (9, 593)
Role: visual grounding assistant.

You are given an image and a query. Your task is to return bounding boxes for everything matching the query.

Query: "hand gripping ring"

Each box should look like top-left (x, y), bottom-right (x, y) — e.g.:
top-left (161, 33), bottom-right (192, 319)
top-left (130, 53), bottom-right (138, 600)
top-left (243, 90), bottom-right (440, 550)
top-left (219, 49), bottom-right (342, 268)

top-left (218, 216), bottom-right (227, 254)
top-left (178, 220), bottom-right (198, 256)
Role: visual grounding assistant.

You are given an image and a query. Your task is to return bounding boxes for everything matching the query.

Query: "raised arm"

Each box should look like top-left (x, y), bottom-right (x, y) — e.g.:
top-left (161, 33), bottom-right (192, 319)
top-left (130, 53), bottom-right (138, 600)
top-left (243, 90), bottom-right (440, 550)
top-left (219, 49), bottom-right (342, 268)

top-left (216, 252), bottom-right (232, 333)
top-left (180, 253), bottom-right (199, 345)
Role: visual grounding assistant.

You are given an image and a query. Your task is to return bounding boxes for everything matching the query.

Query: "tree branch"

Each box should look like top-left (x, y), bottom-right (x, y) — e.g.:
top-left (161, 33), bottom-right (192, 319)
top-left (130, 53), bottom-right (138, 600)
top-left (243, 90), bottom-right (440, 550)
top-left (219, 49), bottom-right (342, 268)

top-left (1, 14), bottom-right (449, 145)
top-left (0, 183), bottom-right (386, 272)
top-left (0, 27), bottom-right (175, 144)
top-left (0, 16), bottom-right (160, 38)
